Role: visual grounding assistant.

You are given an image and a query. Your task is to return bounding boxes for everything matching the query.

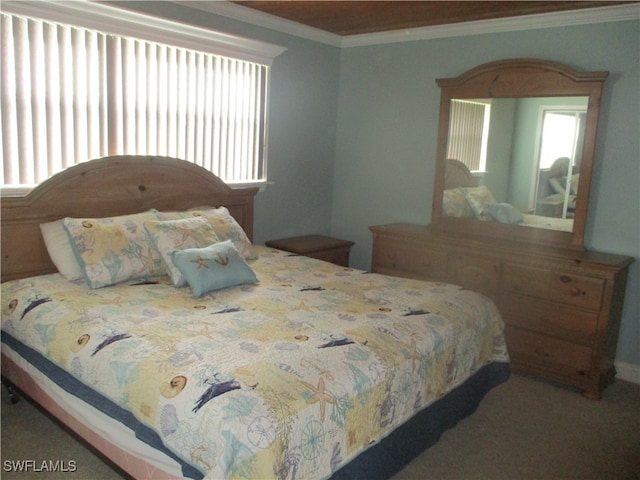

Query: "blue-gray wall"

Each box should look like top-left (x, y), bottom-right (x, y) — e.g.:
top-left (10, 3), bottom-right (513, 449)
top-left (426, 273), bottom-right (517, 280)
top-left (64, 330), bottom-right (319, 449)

top-left (117, 3), bottom-right (640, 372)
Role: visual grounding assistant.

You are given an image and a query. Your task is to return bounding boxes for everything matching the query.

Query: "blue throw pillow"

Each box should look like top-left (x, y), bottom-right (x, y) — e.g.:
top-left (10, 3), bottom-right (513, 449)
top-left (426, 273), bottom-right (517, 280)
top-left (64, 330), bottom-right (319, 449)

top-left (487, 202), bottom-right (524, 224)
top-left (169, 240), bottom-right (257, 297)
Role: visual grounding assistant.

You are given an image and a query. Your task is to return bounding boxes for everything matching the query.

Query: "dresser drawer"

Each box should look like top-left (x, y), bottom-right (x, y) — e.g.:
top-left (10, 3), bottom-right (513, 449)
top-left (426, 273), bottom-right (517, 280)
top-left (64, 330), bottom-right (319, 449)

top-left (447, 252), bottom-right (501, 297)
top-left (502, 264), bottom-right (548, 297)
top-left (500, 293), bottom-right (599, 345)
top-left (503, 264), bottom-right (604, 310)
top-left (548, 272), bottom-right (604, 310)
top-left (373, 236), bottom-right (447, 280)
top-left (505, 326), bottom-right (593, 381)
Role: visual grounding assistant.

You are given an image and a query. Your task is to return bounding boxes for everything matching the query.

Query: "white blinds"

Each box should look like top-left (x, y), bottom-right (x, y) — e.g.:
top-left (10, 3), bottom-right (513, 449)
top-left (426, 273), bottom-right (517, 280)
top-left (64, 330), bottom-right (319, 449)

top-left (1, 12), bottom-right (268, 188)
top-left (446, 99), bottom-right (488, 172)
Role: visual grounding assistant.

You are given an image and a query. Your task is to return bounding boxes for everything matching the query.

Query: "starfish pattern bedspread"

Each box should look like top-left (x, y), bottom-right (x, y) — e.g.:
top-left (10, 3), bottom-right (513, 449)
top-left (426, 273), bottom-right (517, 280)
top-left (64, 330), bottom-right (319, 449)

top-left (1, 246), bottom-right (508, 479)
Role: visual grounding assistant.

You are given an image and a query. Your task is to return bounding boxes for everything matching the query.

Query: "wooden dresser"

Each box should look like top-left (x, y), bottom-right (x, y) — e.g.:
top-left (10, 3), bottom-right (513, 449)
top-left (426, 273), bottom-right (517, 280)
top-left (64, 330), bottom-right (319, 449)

top-left (370, 223), bottom-right (633, 399)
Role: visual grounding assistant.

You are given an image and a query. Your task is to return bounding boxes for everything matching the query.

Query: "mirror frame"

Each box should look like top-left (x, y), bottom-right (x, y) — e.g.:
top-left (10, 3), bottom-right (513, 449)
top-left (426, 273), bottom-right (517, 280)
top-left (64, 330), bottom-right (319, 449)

top-left (431, 59), bottom-right (608, 249)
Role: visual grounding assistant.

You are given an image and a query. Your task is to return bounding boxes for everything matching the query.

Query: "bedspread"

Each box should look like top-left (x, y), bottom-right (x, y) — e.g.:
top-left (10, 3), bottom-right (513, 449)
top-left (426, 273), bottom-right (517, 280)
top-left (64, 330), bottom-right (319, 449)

top-left (1, 246), bottom-right (508, 479)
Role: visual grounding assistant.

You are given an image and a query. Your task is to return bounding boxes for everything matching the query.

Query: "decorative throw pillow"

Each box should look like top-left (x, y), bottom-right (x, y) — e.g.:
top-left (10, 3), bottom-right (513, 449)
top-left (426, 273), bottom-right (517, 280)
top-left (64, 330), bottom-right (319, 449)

top-left (460, 186), bottom-right (497, 221)
top-left (487, 202), bottom-right (524, 224)
top-left (560, 173), bottom-right (580, 195)
top-left (144, 216), bottom-right (220, 287)
top-left (550, 173), bottom-right (579, 196)
top-left (63, 210), bottom-right (163, 288)
top-left (169, 240), bottom-right (258, 297)
top-left (158, 207), bottom-right (256, 260)
top-left (40, 220), bottom-right (84, 281)
top-left (548, 177), bottom-right (565, 195)
top-left (442, 188), bottom-right (474, 217)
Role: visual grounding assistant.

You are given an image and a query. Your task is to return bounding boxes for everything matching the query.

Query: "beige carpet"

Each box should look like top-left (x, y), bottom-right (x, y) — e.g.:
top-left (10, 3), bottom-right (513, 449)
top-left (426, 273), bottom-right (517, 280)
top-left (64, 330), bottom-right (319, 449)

top-left (1, 373), bottom-right (639, 479)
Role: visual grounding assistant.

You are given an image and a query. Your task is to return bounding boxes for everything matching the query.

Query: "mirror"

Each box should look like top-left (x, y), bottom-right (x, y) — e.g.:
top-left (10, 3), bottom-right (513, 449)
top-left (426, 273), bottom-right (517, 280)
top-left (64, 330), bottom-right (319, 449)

top-left (431, 59), bottom-right (608, 249)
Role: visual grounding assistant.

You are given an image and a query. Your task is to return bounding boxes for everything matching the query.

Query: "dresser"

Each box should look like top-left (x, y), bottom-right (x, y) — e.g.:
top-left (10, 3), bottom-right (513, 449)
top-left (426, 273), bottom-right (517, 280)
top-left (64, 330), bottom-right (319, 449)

top-left (370, 223), bottom-right (633, 399)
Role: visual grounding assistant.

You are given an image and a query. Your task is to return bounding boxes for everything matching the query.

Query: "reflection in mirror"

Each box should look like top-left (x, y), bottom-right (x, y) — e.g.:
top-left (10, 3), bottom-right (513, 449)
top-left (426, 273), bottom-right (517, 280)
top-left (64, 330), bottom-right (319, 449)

top-left (433, 59), bottom-right (608, 249)
top-left (443, 95), bottom-right (589, 233)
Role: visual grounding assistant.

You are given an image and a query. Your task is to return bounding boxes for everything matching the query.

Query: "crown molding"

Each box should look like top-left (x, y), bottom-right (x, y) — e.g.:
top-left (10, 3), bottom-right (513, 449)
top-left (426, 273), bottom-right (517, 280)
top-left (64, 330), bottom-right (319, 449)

top-left (2, 0), bottom-right (287, 64)
top-left (177, 1), bottom-right (342, 47)
top-left (342, 3), bottom-right (640, 47)
top-left (179, 2), bottom-right (639, 48)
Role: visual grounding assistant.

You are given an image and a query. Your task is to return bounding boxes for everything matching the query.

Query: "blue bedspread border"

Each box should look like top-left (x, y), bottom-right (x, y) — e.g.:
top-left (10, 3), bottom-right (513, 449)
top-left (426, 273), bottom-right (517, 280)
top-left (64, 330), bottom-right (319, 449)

top-left (329, 360), bottom-right (510, 480)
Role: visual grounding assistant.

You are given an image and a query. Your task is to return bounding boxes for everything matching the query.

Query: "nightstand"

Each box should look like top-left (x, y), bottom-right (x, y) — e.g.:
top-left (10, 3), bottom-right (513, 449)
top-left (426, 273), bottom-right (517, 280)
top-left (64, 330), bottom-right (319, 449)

top-left (265, 235), bottom-right (354, 267)
top-left (535, 197), bottom-right (564, 217)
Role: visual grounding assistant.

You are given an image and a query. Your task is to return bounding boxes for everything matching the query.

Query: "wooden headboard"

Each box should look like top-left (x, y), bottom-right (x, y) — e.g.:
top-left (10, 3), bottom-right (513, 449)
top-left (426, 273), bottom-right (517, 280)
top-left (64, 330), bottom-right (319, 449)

top-left (1, 155), bottom-right (258, 283)
top-left (444, 159), bottom-right (478, 189)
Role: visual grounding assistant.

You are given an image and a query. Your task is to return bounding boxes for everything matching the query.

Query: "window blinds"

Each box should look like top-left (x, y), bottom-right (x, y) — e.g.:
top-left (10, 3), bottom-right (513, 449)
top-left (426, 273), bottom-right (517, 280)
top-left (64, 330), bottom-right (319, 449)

top-left (1, 12), bottom-right (268, 188)
top-left (446, 99), bottom-right (488, 172)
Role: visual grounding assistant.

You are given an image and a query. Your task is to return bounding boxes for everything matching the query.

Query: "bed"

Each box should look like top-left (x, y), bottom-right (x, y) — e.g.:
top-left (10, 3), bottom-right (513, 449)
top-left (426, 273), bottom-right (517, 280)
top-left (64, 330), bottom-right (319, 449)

top-left (442, 159), bottom-right (573, 232)
top-left (1, 155), bottom-right (509, 480)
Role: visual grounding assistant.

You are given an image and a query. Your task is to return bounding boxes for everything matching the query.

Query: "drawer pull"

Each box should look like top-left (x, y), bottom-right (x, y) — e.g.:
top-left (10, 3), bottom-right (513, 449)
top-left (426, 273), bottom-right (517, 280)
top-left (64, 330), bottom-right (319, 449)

top-left (570, 287), bottom-right (584, 297)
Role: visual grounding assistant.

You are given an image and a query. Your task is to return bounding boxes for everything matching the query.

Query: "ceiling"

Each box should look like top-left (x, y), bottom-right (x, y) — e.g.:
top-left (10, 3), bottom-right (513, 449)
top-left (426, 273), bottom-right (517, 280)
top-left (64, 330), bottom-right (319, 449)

top-left (232, 1), bottom-right (635, 36)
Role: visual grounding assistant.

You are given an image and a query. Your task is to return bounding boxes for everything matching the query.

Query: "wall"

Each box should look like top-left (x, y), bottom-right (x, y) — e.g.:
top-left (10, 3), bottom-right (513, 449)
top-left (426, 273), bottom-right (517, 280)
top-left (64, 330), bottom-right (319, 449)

top-left (485, 98), bottom-right (516, 204)
top-left (332, 21), bottom-right (639, 372)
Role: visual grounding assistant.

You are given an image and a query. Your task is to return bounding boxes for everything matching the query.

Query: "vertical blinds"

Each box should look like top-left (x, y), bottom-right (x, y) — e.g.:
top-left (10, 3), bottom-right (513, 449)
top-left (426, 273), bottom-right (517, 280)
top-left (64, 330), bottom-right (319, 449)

top-left (446, 99), bottom-right (488, 172)
top-left (1, 12), bottom-right (268, 188)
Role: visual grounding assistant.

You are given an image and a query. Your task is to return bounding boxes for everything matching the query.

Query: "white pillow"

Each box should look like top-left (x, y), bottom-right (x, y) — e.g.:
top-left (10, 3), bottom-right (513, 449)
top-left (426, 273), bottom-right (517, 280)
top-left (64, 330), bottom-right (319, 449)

top-left (40, 220), bottom-right (84, 281)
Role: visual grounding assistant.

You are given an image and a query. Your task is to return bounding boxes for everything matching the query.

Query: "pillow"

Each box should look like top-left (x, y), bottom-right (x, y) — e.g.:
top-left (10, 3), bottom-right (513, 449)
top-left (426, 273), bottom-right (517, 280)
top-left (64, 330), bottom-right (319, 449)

top-left (487, 203), bottom-right (524, 224)
top-left (158, 207), bottom-right (256, 260)
top-left (442, 188), bottom-right (474, 217)
top-left (40, 220), bottom-right (84, 281)
top-left (558, 173), bottom-right (580, 195)
top-left (460, 186), bottom-right (497, 221)
top-left (144, 217), bottom-right (220, 287)
top-left (168, 240), bottom-right (258, 297)
top-left (63, 210), bottom-right (163, 288)
top-left (548, 177), bottom-right (565, 195)
top-left (550, 175), bottom-right (579, 196)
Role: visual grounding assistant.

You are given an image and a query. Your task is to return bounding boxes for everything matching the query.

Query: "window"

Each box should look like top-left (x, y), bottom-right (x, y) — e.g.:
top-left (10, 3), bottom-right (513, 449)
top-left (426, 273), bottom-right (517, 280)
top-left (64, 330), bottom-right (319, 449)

top-left (1, 1), bottom-right (285, 193)
top-left (446, 99), bottom-right (491, 172)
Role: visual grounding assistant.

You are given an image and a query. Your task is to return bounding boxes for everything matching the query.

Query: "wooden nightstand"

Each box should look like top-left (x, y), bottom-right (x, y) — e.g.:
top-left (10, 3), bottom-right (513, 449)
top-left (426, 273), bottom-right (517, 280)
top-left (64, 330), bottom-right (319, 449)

top-left (265, 235), bottom-right (354, 267)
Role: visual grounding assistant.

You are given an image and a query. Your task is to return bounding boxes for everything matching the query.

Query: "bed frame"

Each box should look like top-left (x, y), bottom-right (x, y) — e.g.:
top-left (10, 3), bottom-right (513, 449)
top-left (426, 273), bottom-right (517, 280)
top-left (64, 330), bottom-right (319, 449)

top-left (1, 155), bottom-right (509, 479)
top-left (444, 158), bottom-right (478, 189)
top-left (1, 155), bottom-right (258, 283)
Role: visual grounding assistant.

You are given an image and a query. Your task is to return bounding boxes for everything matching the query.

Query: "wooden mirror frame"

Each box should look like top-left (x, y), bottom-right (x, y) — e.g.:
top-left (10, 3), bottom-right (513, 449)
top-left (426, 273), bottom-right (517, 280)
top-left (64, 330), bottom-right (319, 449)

top-left (431, 59), bottom-right (608, 249)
